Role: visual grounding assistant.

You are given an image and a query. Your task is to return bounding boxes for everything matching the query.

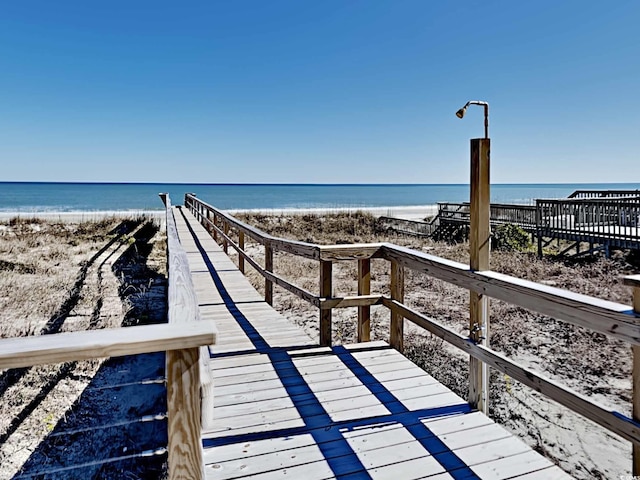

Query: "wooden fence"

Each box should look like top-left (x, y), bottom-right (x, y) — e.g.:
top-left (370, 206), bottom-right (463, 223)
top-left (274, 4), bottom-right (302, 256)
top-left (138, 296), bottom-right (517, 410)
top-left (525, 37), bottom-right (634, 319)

top-left (0, 196), bottom-right (216, 480)
top-left (186, 193), bottom-right (640, 474)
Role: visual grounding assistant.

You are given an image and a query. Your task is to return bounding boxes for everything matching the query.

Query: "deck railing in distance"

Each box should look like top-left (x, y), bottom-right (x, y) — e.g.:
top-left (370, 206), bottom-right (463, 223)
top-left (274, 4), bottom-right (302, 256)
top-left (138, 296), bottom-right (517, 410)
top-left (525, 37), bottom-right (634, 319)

top-left (569, 189), bottom-right (640, 199)
top-left (0, 200), bottom-right (216, 480)
top-left (536, 197), bottom-right (640, 256)
top-left (438, 202), bottom-right (537, 232)
top-left (185, 192), bottom-right (640, 475)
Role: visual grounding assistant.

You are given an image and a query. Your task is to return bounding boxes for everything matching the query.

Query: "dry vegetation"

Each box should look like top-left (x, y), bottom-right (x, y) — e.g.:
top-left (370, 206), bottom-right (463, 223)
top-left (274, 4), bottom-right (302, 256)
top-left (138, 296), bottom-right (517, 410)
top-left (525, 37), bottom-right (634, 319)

top-left (2, 211), bottom-right (638, 479)
top-left (233, 211), bottom-right (640, 480)
top-left (0, 216), bottom-right (168, 479)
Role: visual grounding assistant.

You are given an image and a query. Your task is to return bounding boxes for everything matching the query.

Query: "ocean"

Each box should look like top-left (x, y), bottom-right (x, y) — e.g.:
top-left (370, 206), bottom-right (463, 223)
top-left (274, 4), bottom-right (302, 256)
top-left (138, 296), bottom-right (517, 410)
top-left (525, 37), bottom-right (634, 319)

top-left (1, 182), bottom-right (640, 213)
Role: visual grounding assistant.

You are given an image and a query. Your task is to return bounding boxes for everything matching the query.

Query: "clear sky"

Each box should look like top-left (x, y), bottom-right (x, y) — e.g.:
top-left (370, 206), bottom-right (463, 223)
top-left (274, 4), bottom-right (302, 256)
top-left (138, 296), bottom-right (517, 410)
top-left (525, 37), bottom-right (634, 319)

top-left (0, 1), bottom-right (638, 184)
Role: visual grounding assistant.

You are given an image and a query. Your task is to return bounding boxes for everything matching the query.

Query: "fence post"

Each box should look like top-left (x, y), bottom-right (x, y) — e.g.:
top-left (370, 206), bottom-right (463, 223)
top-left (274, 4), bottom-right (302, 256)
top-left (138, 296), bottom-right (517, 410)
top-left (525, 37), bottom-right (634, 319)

top-left (238, 231), bottom-right (245, 274)
top-left (536, 200), bottom-right (543, 258)
top-left (357, 259), bottom-right (371, 342)
top-left (223, 222), bottom-right (229, 254)
top-left (320, 260), bottom-right (332, 346)
top-left (624, 274), bottom-right (640, 475)
top-left (469, 137), bottom-right (490, 414)
top-left (212, 214), bottom-right (218, 243)
top-left (264, 242), bottom-right (273, 305)
top-left (390, 260), bottom-right (404, 352)
top-left (166, 347), bottom-right (204, 480)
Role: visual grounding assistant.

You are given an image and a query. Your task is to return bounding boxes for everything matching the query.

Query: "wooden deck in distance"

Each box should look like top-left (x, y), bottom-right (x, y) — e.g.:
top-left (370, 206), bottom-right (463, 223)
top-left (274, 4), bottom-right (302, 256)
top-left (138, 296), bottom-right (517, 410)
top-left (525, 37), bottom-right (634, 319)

top-left (172, 207), bottom-right (573, 480)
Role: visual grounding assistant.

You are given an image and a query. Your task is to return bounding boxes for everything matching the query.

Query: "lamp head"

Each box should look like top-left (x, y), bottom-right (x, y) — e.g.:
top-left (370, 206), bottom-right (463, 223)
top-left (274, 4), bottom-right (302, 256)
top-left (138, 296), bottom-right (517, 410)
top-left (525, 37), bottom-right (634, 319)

top-left (455, 107), bottom-right (466, 119)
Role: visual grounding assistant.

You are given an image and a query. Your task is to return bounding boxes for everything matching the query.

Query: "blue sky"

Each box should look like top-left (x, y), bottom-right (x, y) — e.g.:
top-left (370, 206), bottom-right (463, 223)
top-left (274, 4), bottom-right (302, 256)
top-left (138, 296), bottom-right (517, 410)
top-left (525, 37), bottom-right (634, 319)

top-left (0, 1), bottom-right (638, 184)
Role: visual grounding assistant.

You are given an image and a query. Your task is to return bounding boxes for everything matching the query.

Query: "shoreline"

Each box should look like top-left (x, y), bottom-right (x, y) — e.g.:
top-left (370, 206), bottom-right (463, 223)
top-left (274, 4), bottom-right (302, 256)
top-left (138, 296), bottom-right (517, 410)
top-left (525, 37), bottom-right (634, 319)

top-left (0, 205), bottom-right (439, 222)
top-left (225, 205), bottom-right (438, 221)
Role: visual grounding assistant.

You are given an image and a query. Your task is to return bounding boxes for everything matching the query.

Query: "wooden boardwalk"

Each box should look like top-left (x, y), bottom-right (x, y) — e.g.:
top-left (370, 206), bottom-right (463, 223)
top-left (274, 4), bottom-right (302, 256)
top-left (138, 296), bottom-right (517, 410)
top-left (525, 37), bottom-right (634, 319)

top-left (173, 206), bottom-right (573, 480)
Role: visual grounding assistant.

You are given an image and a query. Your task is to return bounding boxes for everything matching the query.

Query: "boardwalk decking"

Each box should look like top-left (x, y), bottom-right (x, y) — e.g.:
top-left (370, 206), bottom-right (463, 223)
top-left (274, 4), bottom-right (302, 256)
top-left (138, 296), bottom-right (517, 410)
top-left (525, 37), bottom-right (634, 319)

top-left (173, 206), bottom-right (573, 479)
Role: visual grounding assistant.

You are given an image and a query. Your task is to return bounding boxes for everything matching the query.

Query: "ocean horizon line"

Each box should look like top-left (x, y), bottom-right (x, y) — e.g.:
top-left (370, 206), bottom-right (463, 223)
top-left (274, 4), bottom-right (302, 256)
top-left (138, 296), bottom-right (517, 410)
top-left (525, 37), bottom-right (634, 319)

top-left (2, 181), bottom-right (640, 187)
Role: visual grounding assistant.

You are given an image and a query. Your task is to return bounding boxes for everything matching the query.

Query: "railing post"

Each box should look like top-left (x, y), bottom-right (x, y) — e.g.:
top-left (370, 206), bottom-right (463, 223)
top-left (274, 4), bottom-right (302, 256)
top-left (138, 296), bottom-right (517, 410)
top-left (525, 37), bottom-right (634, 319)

top-left (625, 274), bottom-right (640, 475)
top-left (223, 222), bottom-right (229, 254)
top-left (320, 260), bottom-right (332, 346)
top-left (212, 214), bottom-right (218, 243)
top-left (264, 242), bottom-right (273, 305)
top-left (469, 137), bottom-right (490, 414)
top-left (357, 259), bottom-right (371, 342)
top-left (390, 260), bottom-right (404, 352)
top-left (166, 347), bottom-right (204, 480)
top-left (238, 231), bottom-right (245, 273)
top-left (536, 200), bottom-right (543, 258)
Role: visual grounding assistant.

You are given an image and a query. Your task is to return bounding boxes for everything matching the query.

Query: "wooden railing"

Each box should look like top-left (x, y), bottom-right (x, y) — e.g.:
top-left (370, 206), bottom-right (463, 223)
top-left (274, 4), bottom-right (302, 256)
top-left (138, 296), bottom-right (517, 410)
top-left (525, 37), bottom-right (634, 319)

top-left (536, 197), bottom-right (640, 255)
top-left (186, 193), bottom-right (640, 473)
top-left (569, 189), bottom-right (640, 199)
top-left (160, 193), bottom-right (216, 479)
top-left (0, 197), bottom-right (216, 479)
top-left (438, 202), bottom-right (537, 232)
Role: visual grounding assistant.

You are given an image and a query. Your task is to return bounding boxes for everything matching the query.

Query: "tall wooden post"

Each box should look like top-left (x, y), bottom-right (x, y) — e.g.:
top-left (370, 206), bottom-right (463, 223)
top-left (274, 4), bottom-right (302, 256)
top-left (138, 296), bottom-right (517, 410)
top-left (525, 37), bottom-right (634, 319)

top-left (320, 260), bottom-right (333, 346)
top-left (166, 347), bottom-right (204, 479)
top-left (264, 243), bottom-right (273, 306)
top-left (357, 259), bottom-right (371, 342)
top-left (624, 274), bottom-right (640, 475)
top-left (469, 138), bottom-right (490, 414)
top-left (390, 260), bottom-right (405, 352)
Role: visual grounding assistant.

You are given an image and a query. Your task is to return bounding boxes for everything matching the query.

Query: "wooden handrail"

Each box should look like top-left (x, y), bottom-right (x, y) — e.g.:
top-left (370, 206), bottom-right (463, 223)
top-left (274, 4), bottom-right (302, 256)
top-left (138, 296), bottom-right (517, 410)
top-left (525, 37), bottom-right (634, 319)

top-left (0, 322), bottom-right (215, 370)
top-left (184, 194), bottom-right (640, 464)
top-left (164, 194), bottom-right (217, 480)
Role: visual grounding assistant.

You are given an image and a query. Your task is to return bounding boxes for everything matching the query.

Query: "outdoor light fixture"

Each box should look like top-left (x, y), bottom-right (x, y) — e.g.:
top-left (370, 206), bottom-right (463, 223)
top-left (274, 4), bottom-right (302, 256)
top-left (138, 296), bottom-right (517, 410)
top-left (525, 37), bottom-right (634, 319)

top-left (456, 100), bottom-right (489, 139)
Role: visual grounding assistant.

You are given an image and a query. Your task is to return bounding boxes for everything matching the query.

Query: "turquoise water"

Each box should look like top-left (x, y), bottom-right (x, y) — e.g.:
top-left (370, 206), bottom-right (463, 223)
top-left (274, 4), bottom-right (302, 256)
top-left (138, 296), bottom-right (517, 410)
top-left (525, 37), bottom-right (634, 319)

top-left (1, 182), bottom-right (640, 213)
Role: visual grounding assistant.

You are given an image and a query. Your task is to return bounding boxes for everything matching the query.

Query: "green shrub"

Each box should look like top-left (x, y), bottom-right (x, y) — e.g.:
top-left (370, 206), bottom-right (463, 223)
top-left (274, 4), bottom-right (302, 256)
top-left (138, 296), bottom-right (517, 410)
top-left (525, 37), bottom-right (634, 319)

top-left (491, 224), bottom-right (532, 252)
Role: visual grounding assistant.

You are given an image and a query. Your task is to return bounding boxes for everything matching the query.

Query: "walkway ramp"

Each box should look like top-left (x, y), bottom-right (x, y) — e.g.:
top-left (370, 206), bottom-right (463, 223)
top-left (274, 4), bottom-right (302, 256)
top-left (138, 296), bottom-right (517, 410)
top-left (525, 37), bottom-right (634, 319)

top-left (172, 207), bottom-right (572, 480)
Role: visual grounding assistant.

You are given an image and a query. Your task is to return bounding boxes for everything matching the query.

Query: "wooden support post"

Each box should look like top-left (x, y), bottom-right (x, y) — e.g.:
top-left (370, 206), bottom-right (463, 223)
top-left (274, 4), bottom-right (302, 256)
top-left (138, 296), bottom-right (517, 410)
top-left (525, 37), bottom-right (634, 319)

top-left (223, 222), bottom-right (229, 254)
top-left (469, 137), bottom-right (490, 414)
top-left (357, 259), bottom-right (371, 342)
top-left (625, 275), bottom-right (640, 475)
top-left (264, 243), bottom-right (273, 306)
top-left (320, 260), bottom-right (333, 346)
top-left (238, 231), bottom-right (245, 273)
top-left (212, 214), bottom-right (218, 243)
top-left (390, 259), bottom-right (404, 352)
top-left (166, 347), bottom-right (204, 480)
top-left (536, 201), bottom-right (543, 258)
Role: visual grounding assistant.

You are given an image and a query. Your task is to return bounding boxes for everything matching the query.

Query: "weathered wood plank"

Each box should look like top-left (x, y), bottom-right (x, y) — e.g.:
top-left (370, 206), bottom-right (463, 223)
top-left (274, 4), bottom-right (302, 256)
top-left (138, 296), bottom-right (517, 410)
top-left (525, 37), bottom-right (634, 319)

top-left (0, 322), bottom-right (215, 370)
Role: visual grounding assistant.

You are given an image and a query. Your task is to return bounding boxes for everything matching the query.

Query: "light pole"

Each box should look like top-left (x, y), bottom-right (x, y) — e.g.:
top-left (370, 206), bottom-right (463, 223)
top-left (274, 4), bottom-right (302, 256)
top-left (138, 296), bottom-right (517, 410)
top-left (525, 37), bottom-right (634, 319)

top-left (456, 100), bottom-right (491, 414)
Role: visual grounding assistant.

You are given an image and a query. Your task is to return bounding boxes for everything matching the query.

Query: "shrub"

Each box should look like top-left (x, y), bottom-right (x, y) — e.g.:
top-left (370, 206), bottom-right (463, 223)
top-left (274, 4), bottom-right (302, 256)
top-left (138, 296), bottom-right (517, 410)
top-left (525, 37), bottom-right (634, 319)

top-left (492, 224), bottom-right (532, 252)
